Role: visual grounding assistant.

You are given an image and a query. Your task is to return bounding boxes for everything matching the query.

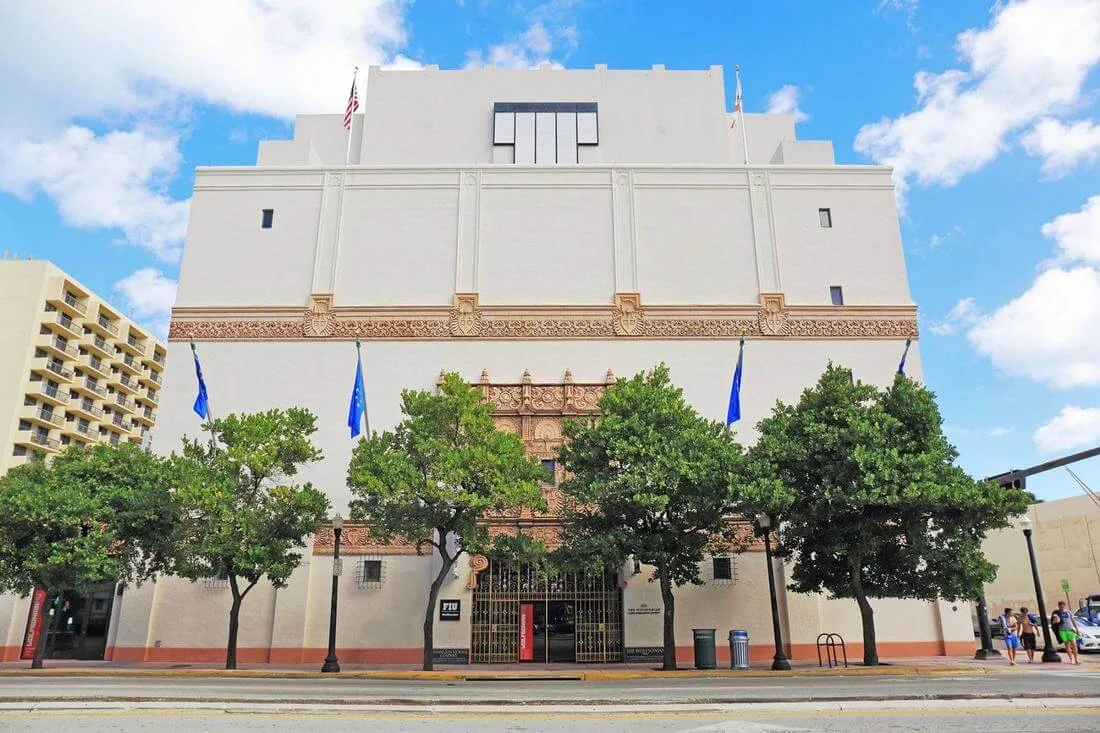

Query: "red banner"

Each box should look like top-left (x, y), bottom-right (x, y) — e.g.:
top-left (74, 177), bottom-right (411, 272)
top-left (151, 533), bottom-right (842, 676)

top-left (519, 603), bottom-right (534, 661)
top-left (20, 588), bottom-right (47, 660)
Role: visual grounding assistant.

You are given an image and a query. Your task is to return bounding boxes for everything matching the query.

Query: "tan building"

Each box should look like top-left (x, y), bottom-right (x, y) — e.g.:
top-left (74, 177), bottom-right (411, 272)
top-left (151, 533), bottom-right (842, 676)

top-left (0, 258), bottom-right (166, 474)
top-left (982, 494), bottom-right (1100, 613)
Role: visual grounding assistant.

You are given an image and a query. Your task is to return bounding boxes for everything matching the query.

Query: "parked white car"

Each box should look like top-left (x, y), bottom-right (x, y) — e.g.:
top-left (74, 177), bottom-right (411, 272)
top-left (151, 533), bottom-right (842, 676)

top-left (1075, 617), bottom-right (1100, 653)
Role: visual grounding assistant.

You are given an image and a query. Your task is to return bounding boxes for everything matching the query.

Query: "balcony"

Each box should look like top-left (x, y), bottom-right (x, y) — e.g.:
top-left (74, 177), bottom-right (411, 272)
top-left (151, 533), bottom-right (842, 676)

top-left (37, 334), bottom-right (79, 361)
top-left (116, 353), bottom-right (141, 376)
top-left (16, 432), bottom-right (61, 452)
top-left (117, 332), bottom-right (147, 356)
top-left (61, 421), bottom-right (96, 443)
top-left (85, 335), bottom-right (114, 360)
top-left (80, 354), bottom-right (111, 381)
top-left (35, 382), bottom-right (70, 406)
top-left (103, 413), bottom-right (129, 433)
top-left (133, 406), bottom-right (156, 426)
top-left (116, 372), bottom-right (140, 395)
top-left (45, 311), bottom-right (83, 341)
top-left (69, 398), bottom-right (104, 421)
top-left (114, 394), bottom-right (136, 414)
top-left (143, 348), bottom-right (167, 367)
top-left (139, 369), bottom-right (163, 388)
top-left (141, 389), bottom-right (159, 406)
top-left (47, 290), bottom-right (88, 317)
top-left (87, 314), bottom-right (120, 338)
top-left (24, 406), bottom-right (65, 429)
top-left (31, 358), bottom-right (74, 383)
top-left (72, 377), bottom-right (108, 400)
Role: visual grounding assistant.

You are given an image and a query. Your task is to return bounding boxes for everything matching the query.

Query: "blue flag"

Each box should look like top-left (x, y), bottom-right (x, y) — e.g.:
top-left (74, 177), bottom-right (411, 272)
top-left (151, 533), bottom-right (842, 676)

top-left (191, 344), bottom-right (209, 420)
top-left (726, 335), bottom-right (745, 425)
top-left (348, 341), bottom-right (368, 438)
top-left (897, 336), bottom-right (913, 376)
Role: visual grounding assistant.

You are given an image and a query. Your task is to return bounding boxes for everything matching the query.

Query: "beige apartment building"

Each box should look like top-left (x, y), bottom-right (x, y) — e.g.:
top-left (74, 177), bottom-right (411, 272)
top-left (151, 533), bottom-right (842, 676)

top-left (0, 258), bottom-right (166, 475)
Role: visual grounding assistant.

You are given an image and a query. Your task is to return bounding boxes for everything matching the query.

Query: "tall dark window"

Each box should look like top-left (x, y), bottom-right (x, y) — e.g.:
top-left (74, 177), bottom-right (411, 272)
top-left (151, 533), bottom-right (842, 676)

top-left (540, 459), bottom-right (556, 481)
top-left (829, 286), bottom-right (844, 306)
top-left (261, 209), bottom-right (274, 229)
top-left (712, 557), bottom-right (733, 581)
top-left (819, 208), bottom-right (833, 228)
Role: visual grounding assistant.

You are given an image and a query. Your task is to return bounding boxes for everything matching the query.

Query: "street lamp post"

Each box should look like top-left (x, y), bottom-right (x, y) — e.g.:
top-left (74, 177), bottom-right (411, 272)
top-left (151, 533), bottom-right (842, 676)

top-left (321, 513), bottom-right (343, 673)
top-left (1020, 515), bottom-right (1061, 663)
top-left (756, 514), bottom-right (791, 671)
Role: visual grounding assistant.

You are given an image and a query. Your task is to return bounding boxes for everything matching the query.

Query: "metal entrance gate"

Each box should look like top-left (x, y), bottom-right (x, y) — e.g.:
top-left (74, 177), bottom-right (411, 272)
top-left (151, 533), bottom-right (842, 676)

top-left (470, 561), bottom-right (624, 663)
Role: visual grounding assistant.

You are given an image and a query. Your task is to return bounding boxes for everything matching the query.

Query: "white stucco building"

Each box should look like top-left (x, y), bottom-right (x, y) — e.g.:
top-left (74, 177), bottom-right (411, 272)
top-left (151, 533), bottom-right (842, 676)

top-left (3, 65), bottom-right (975, 665)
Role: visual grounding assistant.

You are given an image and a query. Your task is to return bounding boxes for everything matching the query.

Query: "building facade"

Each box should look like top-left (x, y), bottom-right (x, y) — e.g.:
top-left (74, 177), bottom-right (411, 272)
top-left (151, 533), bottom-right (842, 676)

top-left (3, 66), bottom-right (975, 665)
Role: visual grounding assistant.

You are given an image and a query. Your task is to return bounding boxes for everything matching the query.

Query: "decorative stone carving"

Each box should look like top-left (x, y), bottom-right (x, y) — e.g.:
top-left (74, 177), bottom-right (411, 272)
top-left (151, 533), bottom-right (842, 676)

top-left (757, 293), bottom-right (791, 337)
top-left (302, 294), bottom-right (337, 338)
top-left (312, 523), bottom-right (420, 556)
top-left (613, 292), bottom-right (643, 336)
top-left (466, 554), bottom-right (489, 589)
top-left (450, 293), bottom-right (482, 337)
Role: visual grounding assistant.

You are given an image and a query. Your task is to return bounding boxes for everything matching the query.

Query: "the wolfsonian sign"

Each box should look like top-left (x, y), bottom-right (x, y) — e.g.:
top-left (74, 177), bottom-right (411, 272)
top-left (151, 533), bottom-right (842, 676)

top-left (439, 599), bottom-right (461, 621)
top-left (626, 603), bottom-right (661, 616)
top-left (432, 648), bottom-right (469, 665)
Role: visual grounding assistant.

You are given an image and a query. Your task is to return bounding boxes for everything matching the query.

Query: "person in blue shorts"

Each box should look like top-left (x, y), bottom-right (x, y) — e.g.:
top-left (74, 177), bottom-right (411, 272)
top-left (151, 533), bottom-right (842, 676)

top-left (999, 607), bottom-right (1020, 666)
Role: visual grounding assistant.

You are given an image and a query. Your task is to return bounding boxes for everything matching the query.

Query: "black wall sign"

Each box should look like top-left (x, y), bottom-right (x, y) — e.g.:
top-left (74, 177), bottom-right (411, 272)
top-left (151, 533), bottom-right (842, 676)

top-left (439, 599), bottom-right (461, 621)
top-left (625, 646), bottom-right (665, 663)
top-left (432, 648), bottom-right (469, 665)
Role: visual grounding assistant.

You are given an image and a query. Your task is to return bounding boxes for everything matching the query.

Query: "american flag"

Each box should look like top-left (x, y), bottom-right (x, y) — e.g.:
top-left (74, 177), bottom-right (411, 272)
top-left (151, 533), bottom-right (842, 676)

top-left (344, 75), bottom-right (359, 130)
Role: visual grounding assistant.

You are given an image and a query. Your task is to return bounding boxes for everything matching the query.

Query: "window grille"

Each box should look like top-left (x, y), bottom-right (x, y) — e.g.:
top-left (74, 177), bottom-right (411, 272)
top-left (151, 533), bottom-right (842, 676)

top-left (356, 557), bottom-right (384, 589)
top-left (709, 555), bottom-right (736, 585)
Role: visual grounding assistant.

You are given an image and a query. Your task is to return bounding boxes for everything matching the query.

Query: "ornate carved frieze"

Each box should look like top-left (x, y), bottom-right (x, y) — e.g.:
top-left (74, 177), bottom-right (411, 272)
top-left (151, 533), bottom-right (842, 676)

top-left (312, 524), bottom-right (421, 556)
top-left (171, 293), bottom-right (918, 341)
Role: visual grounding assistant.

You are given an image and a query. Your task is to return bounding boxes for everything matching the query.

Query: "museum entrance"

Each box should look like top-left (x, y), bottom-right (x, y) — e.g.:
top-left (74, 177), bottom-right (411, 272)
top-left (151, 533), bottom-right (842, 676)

top-left (22, 584), bottom-right (116, 661)
top-left (470, 560), bottom-right (623, 664)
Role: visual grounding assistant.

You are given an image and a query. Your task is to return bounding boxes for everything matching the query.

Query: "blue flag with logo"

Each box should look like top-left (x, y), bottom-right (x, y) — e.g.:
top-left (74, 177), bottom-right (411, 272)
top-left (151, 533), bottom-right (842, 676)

top-left (897, 336), bottom-right (913, 376)
top-left (348, 341), bottom-right (368, 438)
top-left (191, 345), bottom-right (209, 420)
top-left (726, 335), bottom-right (745, 425)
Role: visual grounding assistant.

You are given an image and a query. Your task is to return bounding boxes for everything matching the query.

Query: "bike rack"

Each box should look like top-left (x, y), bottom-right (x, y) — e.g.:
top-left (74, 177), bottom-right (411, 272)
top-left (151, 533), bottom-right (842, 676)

top-left (816, 632), bottom-right (848, 668)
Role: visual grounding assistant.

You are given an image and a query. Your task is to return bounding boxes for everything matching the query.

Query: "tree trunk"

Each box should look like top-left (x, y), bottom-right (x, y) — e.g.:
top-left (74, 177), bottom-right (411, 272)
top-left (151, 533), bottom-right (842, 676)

top-left (226, 577), bottom-right (243, 671)
top-left (422, 546), bottom-right (455, 671)
top-left (849, 558), bottom-right (878, 666)
top-left (30, 588), bottom-right (57, 670)
top-left (658, 564), bottom-right (677, 671)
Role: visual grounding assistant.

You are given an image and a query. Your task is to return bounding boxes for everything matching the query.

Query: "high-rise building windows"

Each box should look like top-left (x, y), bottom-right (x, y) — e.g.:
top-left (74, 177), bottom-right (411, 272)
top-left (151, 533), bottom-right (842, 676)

top-left (493, 103), bottom-right (598, 164)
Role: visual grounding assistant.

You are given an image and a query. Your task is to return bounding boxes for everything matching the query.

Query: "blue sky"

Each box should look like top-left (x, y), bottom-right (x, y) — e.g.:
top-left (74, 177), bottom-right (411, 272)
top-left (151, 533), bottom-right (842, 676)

top-left (1, 0), bottom-right (1098, 500)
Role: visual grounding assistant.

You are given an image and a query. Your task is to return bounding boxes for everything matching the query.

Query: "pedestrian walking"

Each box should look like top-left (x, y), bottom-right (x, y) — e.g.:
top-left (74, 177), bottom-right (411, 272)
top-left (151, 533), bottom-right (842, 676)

top-left (1018, 607), bottom-right (1038, 663)
top-left (999, 607), bottom-right (1020, 666)
top-left (1054, 601), bottom-right (1081, 665)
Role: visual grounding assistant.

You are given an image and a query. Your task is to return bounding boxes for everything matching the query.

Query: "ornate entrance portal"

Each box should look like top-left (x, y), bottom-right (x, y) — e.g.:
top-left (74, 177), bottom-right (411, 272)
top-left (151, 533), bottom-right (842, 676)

top-left (470, 560), bottom-right (624, 663)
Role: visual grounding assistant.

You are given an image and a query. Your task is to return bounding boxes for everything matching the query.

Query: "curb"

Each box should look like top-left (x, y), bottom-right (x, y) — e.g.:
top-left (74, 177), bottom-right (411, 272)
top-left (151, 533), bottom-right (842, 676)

top-left (0, 665), bottom-right (990, 681)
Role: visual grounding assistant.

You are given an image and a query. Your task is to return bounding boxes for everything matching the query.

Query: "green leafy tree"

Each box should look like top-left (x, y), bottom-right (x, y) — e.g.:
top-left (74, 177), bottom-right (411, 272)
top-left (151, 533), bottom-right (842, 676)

top-left (347, 373), bottom-right (546, 670)
top-left (745, 365), bottom-right (1030, 665)
top-left (171, 408), bottom-right (330, 670)
top-left (0, 443), bottom-right (175, 668)
top-left (558, 365), bottom-right (746, 670)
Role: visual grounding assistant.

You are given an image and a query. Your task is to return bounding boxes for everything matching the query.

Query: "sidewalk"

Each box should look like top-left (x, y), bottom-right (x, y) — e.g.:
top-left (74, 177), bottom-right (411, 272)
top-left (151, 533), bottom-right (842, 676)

top-left (0, 654), bottom-right (1019, 680)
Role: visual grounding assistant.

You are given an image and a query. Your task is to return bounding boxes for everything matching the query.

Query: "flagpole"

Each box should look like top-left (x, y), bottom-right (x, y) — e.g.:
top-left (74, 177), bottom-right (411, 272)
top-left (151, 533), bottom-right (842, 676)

top-left (345, 67), bottom-right (358, 166)
top-left (735, 65), bottom-right (749, 165)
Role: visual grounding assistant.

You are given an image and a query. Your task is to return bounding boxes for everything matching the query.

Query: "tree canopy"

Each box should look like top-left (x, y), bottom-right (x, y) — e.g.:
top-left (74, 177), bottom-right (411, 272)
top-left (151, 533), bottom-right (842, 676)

top-left (558, 364), bottom-right (746, 669)
top-left (0, 443), bottom-right (175, 667)
top-left (347, 372), bottom-right (546, 670)
top-left (171, 407), bottom-right (330, 669)
top-left (745, 365), bottom-right (1030, 664)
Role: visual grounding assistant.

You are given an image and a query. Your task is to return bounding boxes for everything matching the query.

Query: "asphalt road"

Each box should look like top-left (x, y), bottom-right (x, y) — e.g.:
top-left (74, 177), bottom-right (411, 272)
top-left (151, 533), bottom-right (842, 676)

top-left (1, 668), bottom-right (1099, 705)
top-left (2, 700), bottom-right (1099, 732)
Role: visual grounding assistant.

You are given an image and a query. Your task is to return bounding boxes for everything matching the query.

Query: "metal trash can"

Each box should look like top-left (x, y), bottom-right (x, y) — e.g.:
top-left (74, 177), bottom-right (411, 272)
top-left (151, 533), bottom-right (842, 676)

top-left (729, 629), bottom-right (750, 669)
top-left (692, 628), bottom-right (717, 669)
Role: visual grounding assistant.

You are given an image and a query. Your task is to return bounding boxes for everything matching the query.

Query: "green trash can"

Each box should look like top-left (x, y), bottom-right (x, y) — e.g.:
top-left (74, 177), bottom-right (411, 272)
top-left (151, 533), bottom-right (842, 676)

top-left (692, 628), bottom-right (717, 669)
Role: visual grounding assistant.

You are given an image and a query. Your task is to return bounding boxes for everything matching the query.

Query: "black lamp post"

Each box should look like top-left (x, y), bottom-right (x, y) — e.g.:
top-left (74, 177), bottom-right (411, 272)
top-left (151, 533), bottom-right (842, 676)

top-left (321, 513), bottom-right (343, 673)
top-left (757, 514), bottom-right (791, 671)
top-left (1020, 515), bottom-right (1061, 663)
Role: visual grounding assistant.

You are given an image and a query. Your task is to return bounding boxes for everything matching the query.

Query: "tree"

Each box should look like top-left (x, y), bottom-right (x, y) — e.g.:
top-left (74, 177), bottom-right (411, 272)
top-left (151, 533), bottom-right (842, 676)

top-left (171, 408), bottom-right (330, 670)
top-left (0, 443), bottom-right (175, 668)
top-left (745, 365), bottom-right (1030, 665)
top-left (558, 365), bottom-right (746, 670)
top-left (347, 373), bottom-right (546, 670)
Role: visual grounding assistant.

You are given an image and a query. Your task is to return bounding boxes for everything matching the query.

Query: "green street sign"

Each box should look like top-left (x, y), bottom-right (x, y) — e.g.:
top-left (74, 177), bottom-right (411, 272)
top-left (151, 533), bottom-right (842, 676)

top-left (1061, 579), bottom-right (1071, 593)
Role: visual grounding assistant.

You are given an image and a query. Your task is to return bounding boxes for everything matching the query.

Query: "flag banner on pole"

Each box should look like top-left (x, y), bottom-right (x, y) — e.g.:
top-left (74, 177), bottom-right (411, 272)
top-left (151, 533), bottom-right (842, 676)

top-left (344, 75), bottom-right (359, 130)
top-left (191, 342), bottom-right (209, 420)
top-left (897, 336), bottom-right (913, 376)
top-left (348, 339), bottom-right (368, 438)
top-left (733, 67), bottom-right (743, 113)
top-left (726, 335), bottom-right (745, 425)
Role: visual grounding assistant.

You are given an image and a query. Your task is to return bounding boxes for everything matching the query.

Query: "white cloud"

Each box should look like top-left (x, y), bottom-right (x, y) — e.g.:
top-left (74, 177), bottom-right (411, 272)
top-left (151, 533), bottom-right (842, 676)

top-left (1022, 118), bottom-right (1100, 178)
top-left (464, 22), bottom-right (565, 69)
top-left (876, 0), bottom-right (920, 31)
top-left (765, 85), bottom-right (810, 123)
top-left (928, 296), bottom-right (982, 335)
top-left (113, 267), bottom-right (179, 338)
top-left (967, 267), bottom-right (1100, 388)
top-left (854, 0), bottom-right (1100, 200)
top-left (1041, 195), bottom-right (1100, 265)
top-left (0, 126), bottom-right (190, 262)
top-left (1033, 405), bottom-right (1100, 452)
